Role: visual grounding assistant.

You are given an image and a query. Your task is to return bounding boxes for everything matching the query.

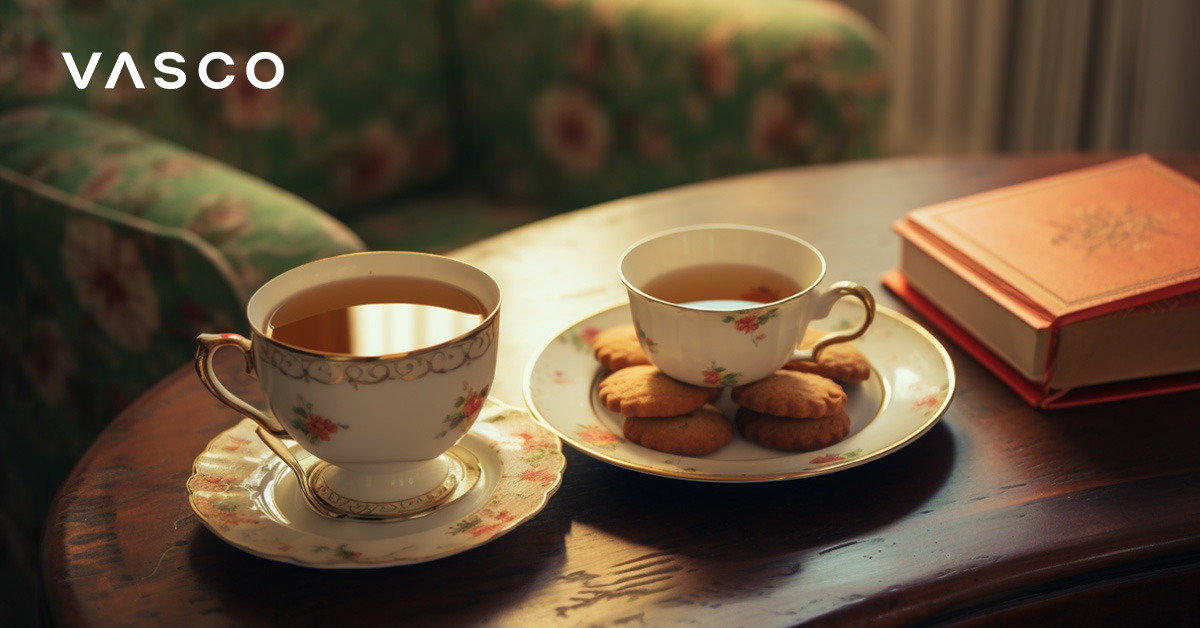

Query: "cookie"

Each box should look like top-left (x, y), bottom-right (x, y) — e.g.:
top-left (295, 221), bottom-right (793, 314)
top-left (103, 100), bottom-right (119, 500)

top-left (623, 405), bottom-right (733, 456)
top-left (783, 328), bottom-right (871, 383)
top-left (598, 365), bottom-right (718, 418)
top-left (731, 370), bottom-right (847, 419)
top-left (735, 408), bottom-right (851, 452)
top-left (591, 324), bottom-right (651, 371)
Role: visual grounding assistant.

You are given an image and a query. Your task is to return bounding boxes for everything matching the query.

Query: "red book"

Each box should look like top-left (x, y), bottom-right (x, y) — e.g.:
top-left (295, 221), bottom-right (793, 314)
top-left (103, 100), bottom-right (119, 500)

top-left (885, 155), bottom-right (1200, 408)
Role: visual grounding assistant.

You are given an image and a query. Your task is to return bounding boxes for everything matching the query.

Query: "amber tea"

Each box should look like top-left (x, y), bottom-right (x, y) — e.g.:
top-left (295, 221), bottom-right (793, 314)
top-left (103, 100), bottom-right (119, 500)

top-left (640, 263), bottom-right (802, 310)
top-left (265, 276), bottom-right (485, 356)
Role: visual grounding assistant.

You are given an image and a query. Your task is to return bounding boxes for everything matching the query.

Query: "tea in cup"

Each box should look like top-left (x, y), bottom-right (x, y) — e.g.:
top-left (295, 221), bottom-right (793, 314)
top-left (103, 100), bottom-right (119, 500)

top-left (619, 224), bottom-right (874, 387)
top-left (195, 251), bottom-right (501, 520)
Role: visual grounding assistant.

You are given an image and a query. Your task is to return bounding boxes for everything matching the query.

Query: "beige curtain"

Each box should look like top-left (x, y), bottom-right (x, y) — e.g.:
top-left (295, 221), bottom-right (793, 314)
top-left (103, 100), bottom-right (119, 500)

top-left (840, 0), bottom-right (1200, 155)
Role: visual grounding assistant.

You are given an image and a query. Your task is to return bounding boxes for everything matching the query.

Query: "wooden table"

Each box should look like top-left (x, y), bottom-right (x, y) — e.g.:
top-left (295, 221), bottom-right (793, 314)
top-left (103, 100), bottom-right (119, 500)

top-left (42, 154), bottom-right (1200, 627)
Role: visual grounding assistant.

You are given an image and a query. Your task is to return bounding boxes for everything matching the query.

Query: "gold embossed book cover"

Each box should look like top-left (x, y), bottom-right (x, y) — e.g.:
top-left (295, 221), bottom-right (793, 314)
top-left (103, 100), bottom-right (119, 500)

top-left (885, 155), bottom-right (1200, 408)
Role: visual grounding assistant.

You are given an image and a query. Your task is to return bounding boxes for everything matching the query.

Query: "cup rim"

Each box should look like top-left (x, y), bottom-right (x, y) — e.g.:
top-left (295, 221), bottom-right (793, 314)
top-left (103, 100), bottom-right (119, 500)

top-left (617, 223), bottom-right (827, 312)
top-left (246, 251), bottom-right (502, 362)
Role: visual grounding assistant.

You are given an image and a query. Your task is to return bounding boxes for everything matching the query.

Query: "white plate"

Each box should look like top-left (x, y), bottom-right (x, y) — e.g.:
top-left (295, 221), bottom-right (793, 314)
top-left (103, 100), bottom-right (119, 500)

top-left (187, 398), bottom-right (565, 568)
top-left (523, 302), bottom-right (954, 482)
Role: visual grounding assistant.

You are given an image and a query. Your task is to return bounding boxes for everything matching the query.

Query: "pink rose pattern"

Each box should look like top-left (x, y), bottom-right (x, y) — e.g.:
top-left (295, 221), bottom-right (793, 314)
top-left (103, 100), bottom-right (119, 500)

top-left (449, 508), bottom-right (517, 538)
top-left (566, 325), bottom-right (602, 352)
top-left (192, 496), bottom-right (261, 530)
top-left (635, 323), bottom-right (659, 354)
top-left (439, 385), bottom-right (490, 438)
top-left (722, 308), bottom-right (778, 347)
top-left (912, 395), bottom-right (941, 412)
top-left (444, 424), bottom-right (564, 539)
top-left (516, 432), bottom-right (559, 467)
top-left (290, 396), bottom-right (350, 445)
top-left (519, 467), bottom-right (559, 487)
top-left (701, 363), bottom-right (740, 387)
top-left (809, 449), bottom-right (863, 467)
top-left (577, 424), bottom-right (621, 451)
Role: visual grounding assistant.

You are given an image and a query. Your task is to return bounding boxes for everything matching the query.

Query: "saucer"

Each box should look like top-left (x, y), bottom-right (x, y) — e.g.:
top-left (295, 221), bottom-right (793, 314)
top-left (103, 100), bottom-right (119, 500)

top-left (523, 302), bottom-right (954, 482)
top-left (187, 398), bottom-right (565, 568)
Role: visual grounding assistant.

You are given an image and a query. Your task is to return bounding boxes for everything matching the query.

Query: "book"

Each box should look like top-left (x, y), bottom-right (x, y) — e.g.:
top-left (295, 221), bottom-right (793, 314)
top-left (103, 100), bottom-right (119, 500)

top-left (884, 154), bottom-right (1200, 408)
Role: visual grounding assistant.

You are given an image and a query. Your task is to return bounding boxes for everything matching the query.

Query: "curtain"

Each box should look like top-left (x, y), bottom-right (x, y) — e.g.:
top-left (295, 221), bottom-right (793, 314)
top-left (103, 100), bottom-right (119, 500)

top-left (840, 0), bottom-right (1200, 155)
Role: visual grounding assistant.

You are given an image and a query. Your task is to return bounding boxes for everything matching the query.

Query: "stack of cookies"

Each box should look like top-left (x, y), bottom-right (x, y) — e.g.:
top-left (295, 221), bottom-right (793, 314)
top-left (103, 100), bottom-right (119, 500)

top-left (731, 370), bottom-right (850, 451)
top-left (593, 325), bottom-right (732, 456)
top-left (731, 328), bottom-right (872, 451)
top-left (590, 325), bottom-right (872, 456)
top-left (597, 365), bottom-right (731, 456)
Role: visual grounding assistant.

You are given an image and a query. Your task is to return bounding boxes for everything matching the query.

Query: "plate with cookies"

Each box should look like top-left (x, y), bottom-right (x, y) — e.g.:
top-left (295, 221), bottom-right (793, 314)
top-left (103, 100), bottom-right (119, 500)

top-left (523, 301), bottom-right (954, 482)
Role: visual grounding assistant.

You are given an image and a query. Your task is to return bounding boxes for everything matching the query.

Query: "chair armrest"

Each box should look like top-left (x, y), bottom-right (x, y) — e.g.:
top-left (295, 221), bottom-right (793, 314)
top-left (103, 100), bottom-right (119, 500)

top-left (451, 0), bottom-right (890, 210)
top-left (0, 104), bottom-right (365, 575)
top-left (0, 104), bottom-right (365, 300)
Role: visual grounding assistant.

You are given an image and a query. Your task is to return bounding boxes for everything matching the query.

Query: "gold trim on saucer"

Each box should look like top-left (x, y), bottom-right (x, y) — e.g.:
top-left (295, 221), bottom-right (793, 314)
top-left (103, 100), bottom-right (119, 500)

top-left (186, 398), bottom-right (566, 568)
top-left (307, 448), bottom-right (482, 522)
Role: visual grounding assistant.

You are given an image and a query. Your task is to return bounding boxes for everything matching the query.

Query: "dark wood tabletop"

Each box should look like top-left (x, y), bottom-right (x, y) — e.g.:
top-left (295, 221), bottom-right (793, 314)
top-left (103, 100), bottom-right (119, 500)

top-left (42, 153), bottom-right (1200, 627)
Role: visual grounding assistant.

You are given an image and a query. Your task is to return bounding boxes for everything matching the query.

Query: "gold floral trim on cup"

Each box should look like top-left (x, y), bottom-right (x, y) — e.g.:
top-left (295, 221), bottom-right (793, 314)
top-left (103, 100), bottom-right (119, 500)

top-left (254, 327), bottom-right (496, 386)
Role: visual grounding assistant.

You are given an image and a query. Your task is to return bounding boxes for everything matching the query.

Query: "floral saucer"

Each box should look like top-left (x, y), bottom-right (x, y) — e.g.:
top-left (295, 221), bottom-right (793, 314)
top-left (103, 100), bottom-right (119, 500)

top-left (187, 398), bottom-right (565, 568)
top-left (523, 302), bottom-right (954, 482)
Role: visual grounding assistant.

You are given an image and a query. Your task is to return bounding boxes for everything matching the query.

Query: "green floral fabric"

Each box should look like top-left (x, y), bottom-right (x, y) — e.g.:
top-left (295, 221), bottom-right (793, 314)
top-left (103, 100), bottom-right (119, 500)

top-left (0, 106), bottom-right (365, 294)
top-left (0, 104), bottom-right (364, 625)
top-left (2, 0), bottom-right (889, 216)
top-left (0, 0), bottom-right (454, 211)
top-left (451, 0), bottom-right (890, 210)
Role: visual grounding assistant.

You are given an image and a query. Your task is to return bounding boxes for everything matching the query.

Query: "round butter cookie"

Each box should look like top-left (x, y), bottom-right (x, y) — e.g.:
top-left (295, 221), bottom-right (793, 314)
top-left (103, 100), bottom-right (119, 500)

top-left (592, 324), bottom-right (651, 371)
top-left (735, 408), bottom-right (851, 452)
top-left (598, 365), bottom-right (717, 418)
top-left (783, 328), bottom-right (871, 383)
top-left (623, 405), bottom-right (733, 456)
top-left (731, 370), bottom-right (847, 419)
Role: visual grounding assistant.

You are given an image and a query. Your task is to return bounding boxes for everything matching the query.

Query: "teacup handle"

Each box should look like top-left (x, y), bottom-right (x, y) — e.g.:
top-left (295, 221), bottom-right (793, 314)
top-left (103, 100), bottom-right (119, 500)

top-left (195, 333), bottom-right (288, 437)
top-left (790, 281), bottom-right (876, 362)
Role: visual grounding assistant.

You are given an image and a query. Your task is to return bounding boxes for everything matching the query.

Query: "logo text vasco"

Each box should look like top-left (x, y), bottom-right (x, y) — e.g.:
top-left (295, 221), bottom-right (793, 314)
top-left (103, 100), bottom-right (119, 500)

top-left (61, 52), bottom-right (284, 90)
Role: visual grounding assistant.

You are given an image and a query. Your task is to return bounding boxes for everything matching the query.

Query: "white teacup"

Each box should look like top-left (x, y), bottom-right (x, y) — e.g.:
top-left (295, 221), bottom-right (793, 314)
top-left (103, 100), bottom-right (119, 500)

top-left (619, 224), bottom-right (874, 387)
top-left (195, 252), bottom-right (500, 520)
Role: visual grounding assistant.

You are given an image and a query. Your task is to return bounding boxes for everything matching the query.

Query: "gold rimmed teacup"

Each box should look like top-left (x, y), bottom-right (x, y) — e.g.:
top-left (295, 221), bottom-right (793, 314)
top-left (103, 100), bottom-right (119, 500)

top-left (195, 252), bottom-right (501, 522)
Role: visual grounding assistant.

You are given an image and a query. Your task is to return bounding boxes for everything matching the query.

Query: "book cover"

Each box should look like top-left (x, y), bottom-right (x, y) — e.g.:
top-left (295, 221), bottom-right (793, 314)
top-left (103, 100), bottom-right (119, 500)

top-left (887, 154), bottom-right (1200, 407)
top-left (881, 270), bottom-right (1200, 408)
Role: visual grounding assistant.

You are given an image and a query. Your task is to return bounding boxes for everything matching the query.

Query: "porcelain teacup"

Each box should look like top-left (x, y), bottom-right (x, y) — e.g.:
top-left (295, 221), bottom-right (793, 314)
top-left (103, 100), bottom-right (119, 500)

top-left (195, 251), bottom-right (501, 520)
top-left (619, 224), bottom-right (874, 387)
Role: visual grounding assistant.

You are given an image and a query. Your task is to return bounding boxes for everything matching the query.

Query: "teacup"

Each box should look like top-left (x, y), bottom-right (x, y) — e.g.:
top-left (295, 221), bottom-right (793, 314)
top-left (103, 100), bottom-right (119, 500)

top-left (619, 224), bottom-right (874, 387)
top-left (195, 251), bottom-right (501, 520)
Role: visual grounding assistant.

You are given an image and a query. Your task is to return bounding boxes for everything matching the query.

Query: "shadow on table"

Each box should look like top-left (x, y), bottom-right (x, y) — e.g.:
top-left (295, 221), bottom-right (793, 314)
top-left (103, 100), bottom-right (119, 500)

top-left (564, 419), bottom-right (954, 532)
top-left (539, 419), bottom-right (956, 611)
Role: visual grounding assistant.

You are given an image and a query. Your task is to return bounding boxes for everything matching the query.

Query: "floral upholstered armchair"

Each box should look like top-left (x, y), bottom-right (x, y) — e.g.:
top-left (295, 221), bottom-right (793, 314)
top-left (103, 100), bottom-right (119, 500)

top-left (0, 0), bottom-right (889, 620)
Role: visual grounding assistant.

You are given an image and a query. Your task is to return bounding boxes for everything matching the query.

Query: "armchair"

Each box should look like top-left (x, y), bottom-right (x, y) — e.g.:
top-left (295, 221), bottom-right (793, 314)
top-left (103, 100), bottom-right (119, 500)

top-left (0, 0), bottom-right (888, 622)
